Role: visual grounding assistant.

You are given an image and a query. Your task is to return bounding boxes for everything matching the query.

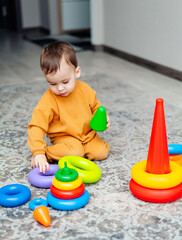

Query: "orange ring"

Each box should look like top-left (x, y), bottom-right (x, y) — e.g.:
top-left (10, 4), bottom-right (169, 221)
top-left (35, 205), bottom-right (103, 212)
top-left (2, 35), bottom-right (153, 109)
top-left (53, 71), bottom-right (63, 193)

top-left (130, 178), bottom-right (182, 203)
top-left (169, 154), bottom-right (182, 167)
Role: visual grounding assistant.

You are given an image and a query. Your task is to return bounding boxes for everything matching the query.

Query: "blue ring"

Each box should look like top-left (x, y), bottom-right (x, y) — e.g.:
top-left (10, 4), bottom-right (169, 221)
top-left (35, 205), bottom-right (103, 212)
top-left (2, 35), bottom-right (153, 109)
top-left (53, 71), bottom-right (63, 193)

top-left (47, 190), bottom-right (90, 211)
top-left (0, 184), bottom-right (31, 207)
top-left (168, 144), bottom-right (182, 155)
top-left (28, 164), bottom-right (59, 188)
top-left (29, 198), bottom-right (48, 211)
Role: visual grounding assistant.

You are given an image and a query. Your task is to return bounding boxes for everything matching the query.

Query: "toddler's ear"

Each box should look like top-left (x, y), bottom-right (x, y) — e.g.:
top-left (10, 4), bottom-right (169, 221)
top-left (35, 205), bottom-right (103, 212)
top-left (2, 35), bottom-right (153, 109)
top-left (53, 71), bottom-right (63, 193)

top-left (75, 67), bottom-right (81, 78)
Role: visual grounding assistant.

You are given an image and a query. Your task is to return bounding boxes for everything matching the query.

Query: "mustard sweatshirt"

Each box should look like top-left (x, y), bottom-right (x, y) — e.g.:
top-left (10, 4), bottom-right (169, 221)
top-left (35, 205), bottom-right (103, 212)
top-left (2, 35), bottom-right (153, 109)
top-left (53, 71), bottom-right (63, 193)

top-left (27, 80), bottom-right (101, 156)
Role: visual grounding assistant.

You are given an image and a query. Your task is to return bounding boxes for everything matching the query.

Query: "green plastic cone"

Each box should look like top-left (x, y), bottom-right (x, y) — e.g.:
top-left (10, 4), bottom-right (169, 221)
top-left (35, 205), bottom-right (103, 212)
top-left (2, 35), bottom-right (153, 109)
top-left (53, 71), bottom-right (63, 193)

top-left (55, 161), bottom-right (78, 182)
top-left (89, 106), bottom-right (107, 132)
top-left (62, 162), bottom-right (72, 175)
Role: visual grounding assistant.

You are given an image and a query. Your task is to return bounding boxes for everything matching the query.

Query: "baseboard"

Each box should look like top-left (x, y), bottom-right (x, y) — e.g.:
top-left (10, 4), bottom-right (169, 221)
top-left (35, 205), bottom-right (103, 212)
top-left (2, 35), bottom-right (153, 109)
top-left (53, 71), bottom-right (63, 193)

top-left (92, 45), bottom-right (104, 52)
top-left (93, 45), bottom-right (182, 81)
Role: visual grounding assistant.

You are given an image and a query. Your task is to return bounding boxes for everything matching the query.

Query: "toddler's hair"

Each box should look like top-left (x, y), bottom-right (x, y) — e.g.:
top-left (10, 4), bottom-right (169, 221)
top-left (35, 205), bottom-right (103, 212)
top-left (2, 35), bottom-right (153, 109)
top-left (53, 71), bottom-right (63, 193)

top-left (40, 41), bottom-right (78, 75)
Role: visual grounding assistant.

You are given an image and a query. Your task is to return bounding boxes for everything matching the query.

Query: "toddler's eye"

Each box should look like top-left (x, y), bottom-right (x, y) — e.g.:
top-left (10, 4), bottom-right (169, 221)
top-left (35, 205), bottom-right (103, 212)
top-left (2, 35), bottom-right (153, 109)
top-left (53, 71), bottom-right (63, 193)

top-left (63, 81), bottom-right (69, 84)
top-left (50, 83), bottom-right (57, 86)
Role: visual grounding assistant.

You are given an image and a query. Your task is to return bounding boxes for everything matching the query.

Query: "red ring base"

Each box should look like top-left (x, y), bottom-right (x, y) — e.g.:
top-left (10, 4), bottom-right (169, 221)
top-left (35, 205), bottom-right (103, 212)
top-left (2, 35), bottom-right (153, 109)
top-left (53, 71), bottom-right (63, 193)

top-left (50, 183), bottom-right (85, 200)
top-left (129, 178), bottom-right (182, 203)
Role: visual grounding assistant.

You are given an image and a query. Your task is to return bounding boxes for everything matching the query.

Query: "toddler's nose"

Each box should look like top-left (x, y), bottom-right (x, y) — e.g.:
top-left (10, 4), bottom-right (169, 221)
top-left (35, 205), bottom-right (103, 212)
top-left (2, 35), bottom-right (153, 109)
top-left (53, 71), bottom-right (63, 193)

top-left (57, 84), bottom-right (64, 91)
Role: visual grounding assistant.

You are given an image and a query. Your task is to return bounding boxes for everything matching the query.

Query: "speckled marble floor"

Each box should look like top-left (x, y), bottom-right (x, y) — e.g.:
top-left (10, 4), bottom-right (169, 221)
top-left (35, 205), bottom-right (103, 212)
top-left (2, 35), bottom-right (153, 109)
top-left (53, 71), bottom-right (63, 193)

top-left (0, 30), bottom-right (182, 240)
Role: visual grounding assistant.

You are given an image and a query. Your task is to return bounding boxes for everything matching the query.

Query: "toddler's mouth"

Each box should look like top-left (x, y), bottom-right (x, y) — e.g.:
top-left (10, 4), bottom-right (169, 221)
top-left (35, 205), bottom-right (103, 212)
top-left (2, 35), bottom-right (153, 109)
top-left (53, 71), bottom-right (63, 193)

top-left (59, 92), bottom-right (67, 96)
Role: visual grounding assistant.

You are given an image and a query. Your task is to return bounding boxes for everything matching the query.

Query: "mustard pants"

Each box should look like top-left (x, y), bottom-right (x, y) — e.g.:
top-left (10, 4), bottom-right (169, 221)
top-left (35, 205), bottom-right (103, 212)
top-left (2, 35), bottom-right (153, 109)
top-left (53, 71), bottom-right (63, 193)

top-left (46, 134), bottom-right (110, 162)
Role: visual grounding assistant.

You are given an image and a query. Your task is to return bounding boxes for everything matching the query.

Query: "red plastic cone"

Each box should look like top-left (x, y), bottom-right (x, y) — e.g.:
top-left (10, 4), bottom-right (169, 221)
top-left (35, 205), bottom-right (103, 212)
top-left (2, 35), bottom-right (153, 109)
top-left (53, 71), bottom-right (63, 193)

top-left (146, 98), bottom-right (170, 174)
top-left (33, 206), bottom-right (51, 227)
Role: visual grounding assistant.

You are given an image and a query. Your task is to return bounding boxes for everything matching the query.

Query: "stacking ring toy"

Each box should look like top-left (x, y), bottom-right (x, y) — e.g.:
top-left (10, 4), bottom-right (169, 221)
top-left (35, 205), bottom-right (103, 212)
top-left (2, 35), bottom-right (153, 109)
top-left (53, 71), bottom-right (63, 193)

top-left (50, 183), bottom-right (85, 199)
top-left (58, 156), bottom-right (101, 183)
top-left (47, 189), bottom-right (90, 210)
top-left (52, 175), bottom-right (82, 190)
top-left (0, 184), bottom-right (31, 207)
top-left (29, 198), bottom-right (48, 211)
top-left (168, 144), bottom-right (182, 155)
top-left (131, 160), bottom-right (182, 189)
top-left (28, 164), bottom-right (59, 188)
top-left (130, 179), bottom-right (182, 203)
top-left (55, 163), bottom-right (78, 182)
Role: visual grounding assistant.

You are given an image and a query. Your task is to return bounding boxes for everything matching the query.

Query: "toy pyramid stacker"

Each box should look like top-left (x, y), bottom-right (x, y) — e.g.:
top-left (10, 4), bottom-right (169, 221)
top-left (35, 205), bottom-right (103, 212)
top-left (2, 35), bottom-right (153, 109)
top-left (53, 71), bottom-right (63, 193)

top-left (47, 162), bottom-right (90, 210)
top-left (129, 98), bottom-right (182, 203)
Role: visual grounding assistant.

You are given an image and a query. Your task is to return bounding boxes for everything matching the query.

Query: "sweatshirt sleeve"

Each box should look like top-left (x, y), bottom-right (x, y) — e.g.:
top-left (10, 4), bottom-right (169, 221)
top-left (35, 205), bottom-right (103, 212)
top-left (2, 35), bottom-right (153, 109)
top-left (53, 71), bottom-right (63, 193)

top-left (27, 93), bottom-right (54, 156)
top-left (88, 85), bottom-right (101, 114)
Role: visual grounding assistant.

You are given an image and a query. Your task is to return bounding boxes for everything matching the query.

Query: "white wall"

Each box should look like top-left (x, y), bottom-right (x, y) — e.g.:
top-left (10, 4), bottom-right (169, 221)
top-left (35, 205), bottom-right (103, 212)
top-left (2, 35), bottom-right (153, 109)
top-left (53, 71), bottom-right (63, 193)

top-left (90, 0), bottom-right (104, 45)
top-left (91, 0), bottom-right (182, 72)
top-left (20, 0), bottom-right (59, 33)
top-left (20, 0), bottom-right (41, 28)
top-left (48, 0), bottom-right (60, 34)
top-left (39, 0), bottom-right (49, 30)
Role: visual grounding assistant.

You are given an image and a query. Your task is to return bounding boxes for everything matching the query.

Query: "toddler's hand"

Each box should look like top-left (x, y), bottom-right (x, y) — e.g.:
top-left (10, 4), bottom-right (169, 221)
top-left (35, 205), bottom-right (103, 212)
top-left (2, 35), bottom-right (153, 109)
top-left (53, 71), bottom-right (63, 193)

top-left (106, 114), bottom-right (111, 131)
top-left (31, 154), bottom-right (49, 173)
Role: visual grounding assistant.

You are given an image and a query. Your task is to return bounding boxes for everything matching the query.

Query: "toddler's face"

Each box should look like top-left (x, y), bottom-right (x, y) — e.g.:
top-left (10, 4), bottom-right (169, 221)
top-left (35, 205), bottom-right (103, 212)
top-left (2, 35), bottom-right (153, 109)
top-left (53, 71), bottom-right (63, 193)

top-left (45, 57), bottom-right (80, 97)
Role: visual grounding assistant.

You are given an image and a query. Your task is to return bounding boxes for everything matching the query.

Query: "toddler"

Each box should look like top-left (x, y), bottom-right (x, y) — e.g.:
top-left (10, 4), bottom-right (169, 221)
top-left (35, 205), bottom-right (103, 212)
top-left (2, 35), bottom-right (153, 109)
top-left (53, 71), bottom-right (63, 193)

top-left (28, 42), bottom-right (110, 173)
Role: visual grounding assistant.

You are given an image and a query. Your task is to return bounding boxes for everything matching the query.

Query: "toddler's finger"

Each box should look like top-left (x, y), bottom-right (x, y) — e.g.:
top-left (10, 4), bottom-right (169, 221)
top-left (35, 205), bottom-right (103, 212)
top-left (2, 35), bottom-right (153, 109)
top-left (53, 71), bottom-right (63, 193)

top-left (35, 161), bottom-right (39, 168)
top-left (31, 156), bottom-right (35, 168)
top-left (39, 162), bottom-right (46, 173)
top-left (42, 166), bottom-right (46, 174)
top-left (39, 164), bottom-right (43, 173)
top-left (46, 162), bottom-right (50, 172)
top-left (31, 161), bottom-right (37, 168)
top-left (106, 123), bottom-right (110, 130)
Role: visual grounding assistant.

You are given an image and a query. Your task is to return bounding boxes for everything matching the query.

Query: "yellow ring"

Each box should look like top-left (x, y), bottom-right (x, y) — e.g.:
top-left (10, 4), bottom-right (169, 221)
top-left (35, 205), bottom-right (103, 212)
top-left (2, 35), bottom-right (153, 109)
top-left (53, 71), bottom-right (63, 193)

top-left (52, 176), bottom-right (82, 190)
top-left (131, 160), bottom-right (182, 189)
